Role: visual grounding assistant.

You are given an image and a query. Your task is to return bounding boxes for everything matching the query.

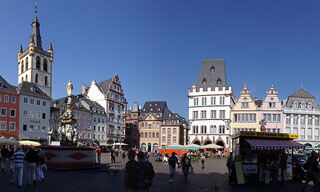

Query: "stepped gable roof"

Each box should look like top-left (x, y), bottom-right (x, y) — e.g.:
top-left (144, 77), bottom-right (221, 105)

top-left (97, 78), bottom-right (112, 94)
top-left (0, 75), bottom-right (17, 94)
top-left (17, 81), bottom-right (50, 100)
top-left (197, 59), bottom-right (227, 88)
top-left (255, 99), bottom-right (263, 107)
top-left (289, 88), bottom-right (316, 99)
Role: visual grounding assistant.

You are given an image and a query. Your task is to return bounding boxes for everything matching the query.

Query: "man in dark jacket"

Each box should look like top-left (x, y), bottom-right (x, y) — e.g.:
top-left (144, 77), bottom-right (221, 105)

top-left (25, 146), bottom-right (39, 185)
top-left (301, 151), bottom-right (319, 192)
top-left (1, 145), bottom-right (9, 172)
top-left (124, 150), bottom-right (138, 192)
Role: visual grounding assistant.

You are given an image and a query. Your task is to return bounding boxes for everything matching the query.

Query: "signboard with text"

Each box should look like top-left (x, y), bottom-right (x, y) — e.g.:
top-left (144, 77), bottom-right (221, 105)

top-left (232, 131), bottom-right (299, 140)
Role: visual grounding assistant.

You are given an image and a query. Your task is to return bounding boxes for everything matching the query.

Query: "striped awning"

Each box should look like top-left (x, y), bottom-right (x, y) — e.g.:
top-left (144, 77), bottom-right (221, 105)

top-left (245, 139), bottom-right (305, 150)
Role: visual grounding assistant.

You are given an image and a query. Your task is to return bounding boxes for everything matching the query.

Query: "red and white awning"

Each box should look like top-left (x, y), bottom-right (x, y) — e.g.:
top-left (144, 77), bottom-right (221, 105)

top-left (245, 139), bottom-right (305, 150)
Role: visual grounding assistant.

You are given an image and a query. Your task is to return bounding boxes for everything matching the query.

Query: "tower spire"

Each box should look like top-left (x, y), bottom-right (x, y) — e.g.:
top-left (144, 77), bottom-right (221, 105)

top-left (30, 3), bottom-right (42, 49)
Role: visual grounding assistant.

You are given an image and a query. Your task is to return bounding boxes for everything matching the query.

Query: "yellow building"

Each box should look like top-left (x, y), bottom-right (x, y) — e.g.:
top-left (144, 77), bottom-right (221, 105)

top-left (231, 84), bottom-right (260, 135)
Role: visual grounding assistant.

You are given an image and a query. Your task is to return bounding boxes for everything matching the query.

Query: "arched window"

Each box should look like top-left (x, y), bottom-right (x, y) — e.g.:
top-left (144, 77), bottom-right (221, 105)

top-left (156, 123), bottom-right (159, 128)
top-left (145, 132), bottom-right (147, 137)
top-left (219, 125), bottom-right (222, 133)
top-left (200, 126), bottom-right (203, 133)
top-left (214, 125), bottom-right (217, 133)
top-left (25, 57), bottom-right (29, 70)
top-left (217, 78), bottom-right (221, 84)
top-left (196, 126), bottom-right (199, 133)
top-left (21, 61), bottom-right (24, 73)
top-left (45, 76), bottom-right (48, 86)
top-left (141, 123), bottom-right (144, 128)
top-left (222, 125), bottom-right (225, 134)
top-left (156, 132), bottom-right (159, 138)
top-left (192, 126), bottom-right (195, 133)
top-left (36, 56), bottom-right (41, 70)
top-left (35, 74), bottom-right (39, 83)
top-left (141, 132), bottom-right (143, 137)
top-left (210, 66), bottom-right (215, 72)
top-left (152, 132), bottom-right (155, 138)
top-left (152, 123), bottom-right (155, 128)
top-left (202, 78), bottom-right (207, 85)
top-left (43, 59), bottom-right (48, 72)
top-left (204, 126), bottom-right (207, 133)
top-left (210, 126), bottom-right (214, 134)
top-left (21, 77), bottom-right (24, 82)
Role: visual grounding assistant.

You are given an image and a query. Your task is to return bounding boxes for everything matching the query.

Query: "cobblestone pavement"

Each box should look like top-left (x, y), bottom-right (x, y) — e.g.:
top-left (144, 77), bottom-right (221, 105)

top-left (0, 153), bottom-right (315, 192)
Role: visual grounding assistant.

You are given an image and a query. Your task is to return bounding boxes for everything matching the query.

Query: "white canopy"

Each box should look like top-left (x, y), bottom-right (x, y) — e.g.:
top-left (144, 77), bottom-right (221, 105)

top-left (113, 143), bottom-right (128, 146)
top-left (201, 143), bottom-right (223, 149)
top-left (0, 137), bottom-right (19, 145)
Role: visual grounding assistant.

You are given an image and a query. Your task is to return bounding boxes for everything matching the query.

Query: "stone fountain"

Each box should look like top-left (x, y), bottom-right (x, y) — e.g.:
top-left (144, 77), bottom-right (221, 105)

top-left (40, 81), bottom-right (96, 169)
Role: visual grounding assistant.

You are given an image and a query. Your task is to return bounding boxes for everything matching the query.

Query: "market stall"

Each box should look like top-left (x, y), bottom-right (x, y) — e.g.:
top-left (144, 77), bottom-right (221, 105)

top-left (231, 131), bottom-right (305, 185)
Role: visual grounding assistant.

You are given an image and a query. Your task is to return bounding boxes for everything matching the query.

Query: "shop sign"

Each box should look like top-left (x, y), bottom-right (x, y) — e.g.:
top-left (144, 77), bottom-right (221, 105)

top-left (234, 131), bottom-right (299, 139)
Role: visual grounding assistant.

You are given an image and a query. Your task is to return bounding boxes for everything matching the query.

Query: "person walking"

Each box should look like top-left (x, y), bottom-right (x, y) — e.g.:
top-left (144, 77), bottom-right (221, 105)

top-left (36, 148), bottom-right (47, 182)
top-left (201, 153), bottom-right (205, 169)
top-left (11, 146), bottom-right (25, 188)
top-left (136, 151), bottom-right (155, 191)
top-left (25, 145), bottom-right (39, 186)
top-left (280, 151), bottom-right (288, 184)
top-left (1, 145), bottom-right (9, 172)
top-left (301, 151), bottom-right (319, 192)
top-left (168, 152), bottom-right (180, 183)
top-left (97, 147), bottom-right (102, 165)
top-left (181, 153), bottom-right (192, 181)
top-left (110, 149), bottom-right (116, 164)
top-left (8, 147), bottom-right (14, 173)
top-left (124, 150), bottom-right (139, 192)
top-left (122, 151), bottom-right (126, 166)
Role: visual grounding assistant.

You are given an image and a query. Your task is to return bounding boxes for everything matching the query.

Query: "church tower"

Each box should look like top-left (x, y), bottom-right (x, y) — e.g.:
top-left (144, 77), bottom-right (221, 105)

top-left (18, 5), bottom-right (53, 98)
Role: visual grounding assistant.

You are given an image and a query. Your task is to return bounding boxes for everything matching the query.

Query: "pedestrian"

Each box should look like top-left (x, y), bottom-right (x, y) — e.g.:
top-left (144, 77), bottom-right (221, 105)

top-left (280, 151), bottom-right (287, 184)
top-left (25, 145), bottom-right (39, 185)
top-left (181, 153), bottom-right (192, 181)
top-left (110, 149), bottom-right (115, 164)
top-left (271, 157), bottom-right (279, 185)
top-left (301, 151), bottom-right (319, 192)
top-left (163, 153), bottom-right (168, 164)
top-left (97, 147), bottom-right (102, 165)
top-left (201, 153), bottom-right (205, 169)
top-left (168, 152), bottom-right (180, 183)
top-left (136, 151), bottom-right (155, 191)
top-left (11, 146), bottom-right (25, 188)
top-left (264, 162), bottom-right (271, 184)
top-left (36, 148), bottom-right (47, 182)
top-left (122, 151), bottom-right (126, 166)
top-left (217, 150), bottom-right (221, 159)
top-left (1, 145), bottom-right (9, 172)
top-left (8, 147), bottom-right (14, 173)
top-left (124, 150), bottom-right (138, 192)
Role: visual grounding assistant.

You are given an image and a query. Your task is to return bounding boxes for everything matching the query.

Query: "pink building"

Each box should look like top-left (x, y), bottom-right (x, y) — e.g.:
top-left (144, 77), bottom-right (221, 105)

top-left (260, 85), bottom-right (283, 133)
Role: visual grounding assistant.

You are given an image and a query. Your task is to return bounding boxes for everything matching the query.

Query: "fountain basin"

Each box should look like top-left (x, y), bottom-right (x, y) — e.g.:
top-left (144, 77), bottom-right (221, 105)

top-left (39, 146), bottom-right (96, 168)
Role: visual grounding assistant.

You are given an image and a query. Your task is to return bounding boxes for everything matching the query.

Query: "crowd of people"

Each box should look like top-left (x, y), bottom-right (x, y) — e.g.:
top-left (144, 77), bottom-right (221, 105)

top-left (0, 145), bottom-right (47, 188)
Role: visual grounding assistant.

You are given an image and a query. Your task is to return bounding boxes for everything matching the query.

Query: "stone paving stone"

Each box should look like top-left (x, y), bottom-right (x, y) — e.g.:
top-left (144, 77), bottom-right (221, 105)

top-left (0, 153), bottom-right (313, 192)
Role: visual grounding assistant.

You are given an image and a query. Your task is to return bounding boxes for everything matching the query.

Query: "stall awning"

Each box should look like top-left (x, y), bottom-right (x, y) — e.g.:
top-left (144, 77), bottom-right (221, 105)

top-left (245, 139), bottom-right (305, 150)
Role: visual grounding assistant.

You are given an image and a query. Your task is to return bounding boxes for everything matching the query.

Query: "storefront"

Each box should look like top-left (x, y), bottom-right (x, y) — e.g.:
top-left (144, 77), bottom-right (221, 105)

top-left (231, 131), bottom-right (305, 184)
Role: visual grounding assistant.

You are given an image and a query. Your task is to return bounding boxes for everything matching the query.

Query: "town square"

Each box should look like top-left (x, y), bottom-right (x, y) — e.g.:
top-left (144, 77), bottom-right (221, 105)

top-left (0, 1), bottom-right (320, 192)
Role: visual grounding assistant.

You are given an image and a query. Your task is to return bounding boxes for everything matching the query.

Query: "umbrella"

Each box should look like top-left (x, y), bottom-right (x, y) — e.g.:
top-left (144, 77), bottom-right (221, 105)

top-left (201, 143), bottom-right (223, 149)
top-left (113, 143), bottom-right (128, 146)
top-left (19, 140), bottom-right (41, 146)
top-left (0, 137), bottom-right (19, 145)
top-left (184, 143), bottom-right (201, 150)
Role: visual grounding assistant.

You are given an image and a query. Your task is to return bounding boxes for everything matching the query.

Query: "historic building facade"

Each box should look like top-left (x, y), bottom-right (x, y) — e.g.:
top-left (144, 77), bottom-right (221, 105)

top-left (84, 74), bottom-right (127, 144)
top-left (260, 85), bottom-right (283, 133)
top-left (0, 76), bottom-right (20, 140)
top-left (282, 87), bottom-right (320, 146)
top-left (188, 59), bottom-right (236, 148)
top-left (126, 102), bottom-right (140, 148)
top-left (17, 82), bottom-right (50, 142)
top-left (17, 9), bottom-right (53, 98)
top-left (230, 84), bottom-right (260, 135)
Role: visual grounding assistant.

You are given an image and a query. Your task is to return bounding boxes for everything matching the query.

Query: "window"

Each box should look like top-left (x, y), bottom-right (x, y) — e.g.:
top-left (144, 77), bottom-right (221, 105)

top-left (35, 74), bottom-right (39, 83)
top-left (315, 129), bottom-right (319, 140)
top-left (4, 95), bottom-right (9, 102)
top-left (210, 110), bottom-right (217, 119)
top-left (220, 97), bottom-right (225, 105)
top-left (149, 132), bottom-right (151, 137)
top-left (168, 137), bottom-right (171, 143)
top-left (0, 121), bottom-right (6, 130)
top-left (193, 98), bottom-right (198, 106)
top-left (11, 96), bottom-right (16, 103)
top-left (156, 123), bottom-right (159, 129)
top-left (36, 112), bottom-right (40, 119)
top-left (272, 114), bottom-right (277, 122)
top-left (307, 128), bottom-right (312, 140)
top-left (219, 110), bottom-right (225, 119)
top-left (285, 127), bottom-right (291, 133)
top-left (162, 137), bottom-right (165, 143)
top-left (36, 56), bottom-right (41, 70)
top-left (1, 108), bottom-right (7, 116)
top-left (24, 97), bottom-right (28, 103)
top-left (42, 113), bottom-right (46, 119)
top-left (277, 114), bottom-right (281, 122)
top-left (212, 97), bottom-right (216, 105)
top-left (201, 111), bottom-right (206, 119)
top-left (43, 59), bottom-right (48, 72)
top-left (42, 126), bottom-right (45, 132)
top-left (152, 123), bottom-right (155, 129)
top-left (300, 128), bottom-right (305, 140)
top-left (22, 110), bottom-right (27, 117)
top-left (141, 132), bottom-right (144, 137)
top-left (316, 118), bottom-right (319, 126)
top-left (193, 111), bottom-right (198, 119)
top-left (37, 100), bottom-right (41, 105)
top-left (156, 132), bottom-right (159, 138)
top-left (23, 124), bottom-right (27, 131)
top-left (30, 99), bottom-right (34, 104)
top-left (25, 57), bottom-right (28, 70)
top-left (241, 102), bottom-right (249, 108)
top-left (145, 132), bottom-right (147, 137)
top-left (29, 125), bottom-right (34, 131)
top-left (269, 102), bottom-right (276, 108)
top-left (173, 128), bottom-right (177, 134)
top-left (217, 78), bottom-right (221, 84)
top-left (10, 109), bottom-right (16, 117)
top-left (301, 116), bottom-right (305, 125)
top-left (88, 133), bottom-right (91, 139)
top-left (173, 137), bottom-right (177, 143)
top-left (152, 132), bottom-right (155, 138)
top-left (202, 78), bottom-right (207, 85)
top-left (82, 123), bottom-right (86, 129)
top-left (36, 126), bottom-right (40, 131)
top-left (98, 126), bottom-right (100, 131)
top-left (202, 97), bottom-right (207, 105)
top-left (308, 118), bottom-right (312, 126)
top-left (42, 101), bottom-right (46, 106)
top-left (168, 128), bottom-right (171, 134)
top-left (88, 114), bottom-right (91, 120)
top-left (210, 66), bottom-right (215, 72)
top-left (141, 123), bottom-right (144, 128)
top-left (21, 61), bottom-right (24, 73)
top-left (293, 115), bottom-right (298, 124)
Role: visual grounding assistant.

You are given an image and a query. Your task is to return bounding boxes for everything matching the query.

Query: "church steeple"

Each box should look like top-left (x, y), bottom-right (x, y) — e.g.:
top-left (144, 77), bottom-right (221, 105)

top-left (30, 3), bottom-right (42, 49)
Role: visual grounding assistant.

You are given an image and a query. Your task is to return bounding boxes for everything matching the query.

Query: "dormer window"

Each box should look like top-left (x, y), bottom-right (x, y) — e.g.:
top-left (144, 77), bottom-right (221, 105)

top-left (210, 66), bottom-right (215, 72)
top-left (217, 78), bottom-right (221, 84)
top-left (0, 81), bottom-right (3, 88)
top-left (202, 78), bottom-right (207, 85)
top-left (155, 103), bottom-right (158, 106)
top-left (150, 108), bottom-right (153, 111)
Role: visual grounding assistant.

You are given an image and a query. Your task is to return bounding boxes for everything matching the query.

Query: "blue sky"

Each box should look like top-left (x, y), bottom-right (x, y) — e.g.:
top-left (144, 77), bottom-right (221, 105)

top-left (1, 1), bottom-right (320, 119)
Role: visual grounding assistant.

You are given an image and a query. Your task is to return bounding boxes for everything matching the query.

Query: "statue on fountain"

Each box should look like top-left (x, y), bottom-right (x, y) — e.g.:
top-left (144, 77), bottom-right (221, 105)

top-left (57, 80), bottom-right (79, 146)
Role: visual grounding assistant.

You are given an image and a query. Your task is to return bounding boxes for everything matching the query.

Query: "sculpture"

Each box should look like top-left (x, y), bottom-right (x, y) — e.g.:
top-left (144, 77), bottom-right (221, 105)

top-left (57, 81), bottom-right (79, 146)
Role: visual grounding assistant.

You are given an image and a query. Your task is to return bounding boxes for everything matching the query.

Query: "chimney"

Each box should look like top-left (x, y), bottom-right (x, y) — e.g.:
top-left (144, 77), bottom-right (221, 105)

top-left (81, 84), bottom-right (88, 95)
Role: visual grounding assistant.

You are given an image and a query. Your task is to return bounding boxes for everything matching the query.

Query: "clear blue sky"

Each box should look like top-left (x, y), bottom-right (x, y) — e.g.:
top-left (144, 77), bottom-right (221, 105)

top-left (1, 1), bottom-right (320, 119)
